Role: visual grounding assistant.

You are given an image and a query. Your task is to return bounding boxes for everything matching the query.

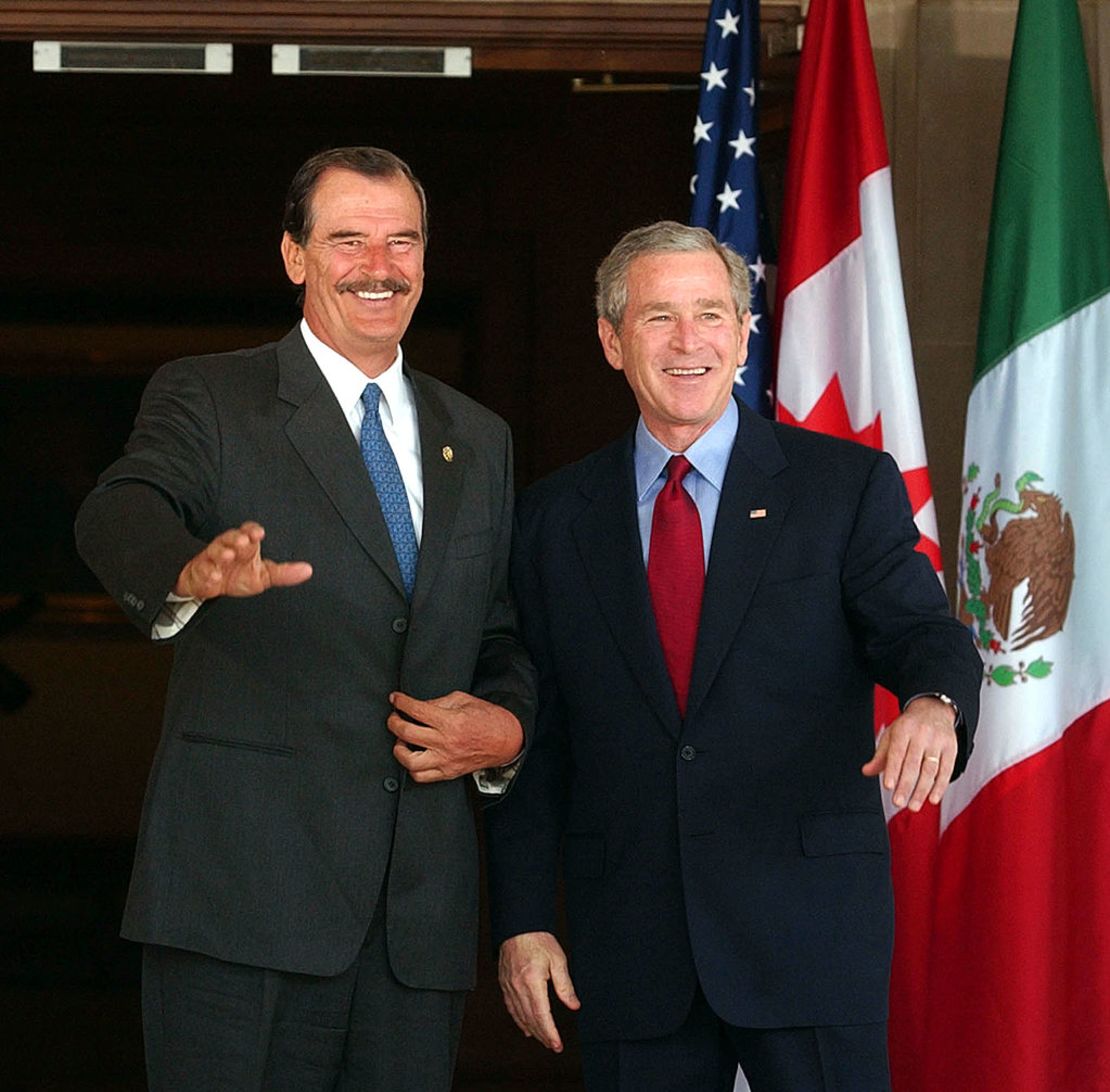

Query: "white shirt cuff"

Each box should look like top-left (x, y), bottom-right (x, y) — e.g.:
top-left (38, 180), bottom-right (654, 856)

top-left (151, 593), bottom-right (202, 640)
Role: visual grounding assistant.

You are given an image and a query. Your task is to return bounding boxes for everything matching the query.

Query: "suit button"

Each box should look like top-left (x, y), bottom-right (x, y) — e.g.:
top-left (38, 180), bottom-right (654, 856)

top-left (680, 745), bottom-right (696, 762)
top-left (391, 617), bottom-right (408, 634)
top-left (383, 776), bottom-right (400, 793)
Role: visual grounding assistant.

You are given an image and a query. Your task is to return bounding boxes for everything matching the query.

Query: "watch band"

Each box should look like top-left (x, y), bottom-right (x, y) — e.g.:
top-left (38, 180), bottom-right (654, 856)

top-left (923, 691), bottom-right (960, 723)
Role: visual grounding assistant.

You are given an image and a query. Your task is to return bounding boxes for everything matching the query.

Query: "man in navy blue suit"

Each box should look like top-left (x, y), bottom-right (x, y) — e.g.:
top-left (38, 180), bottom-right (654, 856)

top-left (485, 221), bottom-right (981, 1091)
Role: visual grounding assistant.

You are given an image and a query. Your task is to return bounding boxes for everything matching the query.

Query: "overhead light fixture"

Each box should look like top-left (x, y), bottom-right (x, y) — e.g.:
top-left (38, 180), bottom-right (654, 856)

top-left (33, 41), bottom-right (233, 74)
top-left (272, 44), bottom-right (471, 78)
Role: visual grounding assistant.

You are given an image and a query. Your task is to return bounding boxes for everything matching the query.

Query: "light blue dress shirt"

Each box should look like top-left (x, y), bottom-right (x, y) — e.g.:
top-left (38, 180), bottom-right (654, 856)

top-left (634, 397), bottom-right (739, 569)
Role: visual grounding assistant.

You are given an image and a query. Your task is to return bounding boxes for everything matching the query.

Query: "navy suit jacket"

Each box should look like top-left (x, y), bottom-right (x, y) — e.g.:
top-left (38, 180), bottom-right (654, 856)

top-left (76, 327), bottom-right (535, 988)
top-left (486, 397), bottom-right (981, 1041)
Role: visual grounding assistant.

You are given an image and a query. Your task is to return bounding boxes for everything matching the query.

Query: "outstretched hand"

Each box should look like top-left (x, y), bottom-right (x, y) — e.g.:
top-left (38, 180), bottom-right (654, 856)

top-left (862, 695), bottom-right (958, 811)
top-left (174, 521), bottom-right (313, 601)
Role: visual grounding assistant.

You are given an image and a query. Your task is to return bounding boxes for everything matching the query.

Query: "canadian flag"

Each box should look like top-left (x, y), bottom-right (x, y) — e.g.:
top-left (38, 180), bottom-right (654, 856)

top-left (772, 0), bottom-right (942, 1084)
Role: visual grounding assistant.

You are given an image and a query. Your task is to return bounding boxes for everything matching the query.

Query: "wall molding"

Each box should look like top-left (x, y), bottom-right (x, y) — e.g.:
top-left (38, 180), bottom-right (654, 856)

top-left (0, 1), bottom-right (802, 72)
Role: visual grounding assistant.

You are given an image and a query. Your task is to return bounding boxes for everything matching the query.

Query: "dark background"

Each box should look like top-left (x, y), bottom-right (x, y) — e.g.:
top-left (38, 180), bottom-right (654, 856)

top-left (0, 36), bottom-right (793, 1089)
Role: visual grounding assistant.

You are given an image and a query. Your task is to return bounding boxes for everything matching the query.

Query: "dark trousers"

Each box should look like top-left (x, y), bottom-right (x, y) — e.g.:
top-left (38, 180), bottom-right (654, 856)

top-left (580, 987), bottom-right (891, 1092)
top-left (141, 904), bottom-right (466, 1092)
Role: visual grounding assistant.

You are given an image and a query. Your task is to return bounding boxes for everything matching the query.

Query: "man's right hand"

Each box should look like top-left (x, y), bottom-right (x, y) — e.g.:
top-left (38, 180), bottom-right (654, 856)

top-left (498, 931), bottom-right (581, 1053)
top-left (174, 521), bottom-right (312, 601)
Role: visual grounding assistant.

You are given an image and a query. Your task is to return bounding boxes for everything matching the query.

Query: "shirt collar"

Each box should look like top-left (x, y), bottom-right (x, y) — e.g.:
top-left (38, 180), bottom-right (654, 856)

top-left (299, 318), bottom-right (407, 421)
top-left (633, 396), bottom-right (739, 502)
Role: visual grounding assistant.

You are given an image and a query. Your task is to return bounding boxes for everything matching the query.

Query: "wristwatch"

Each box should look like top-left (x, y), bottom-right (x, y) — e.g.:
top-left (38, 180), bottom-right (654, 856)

top-left (919, 691), bottom-right (960, 724)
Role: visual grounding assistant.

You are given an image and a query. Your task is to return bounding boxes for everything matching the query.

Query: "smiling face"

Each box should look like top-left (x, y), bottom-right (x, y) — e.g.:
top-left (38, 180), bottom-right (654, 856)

top-left (280, 167), bottom-right (425, 377)
top-left (598, 250), bottom-right (751, 452)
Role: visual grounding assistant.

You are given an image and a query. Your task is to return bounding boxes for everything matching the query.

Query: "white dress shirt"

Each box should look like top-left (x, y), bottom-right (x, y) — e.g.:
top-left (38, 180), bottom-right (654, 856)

top-left (300, 319), bottom-right (424, 542)
top-left (153, 322), bottom-right (423, 638)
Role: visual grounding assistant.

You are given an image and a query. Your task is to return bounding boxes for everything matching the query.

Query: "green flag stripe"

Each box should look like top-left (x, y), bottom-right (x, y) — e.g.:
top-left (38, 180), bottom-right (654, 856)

top-left (974, 0), bottom-right (1110, 382)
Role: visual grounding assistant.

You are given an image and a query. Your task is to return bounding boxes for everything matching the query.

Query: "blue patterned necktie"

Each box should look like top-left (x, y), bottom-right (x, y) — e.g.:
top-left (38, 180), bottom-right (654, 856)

top-left (360, 383), bottom-right (418, 598)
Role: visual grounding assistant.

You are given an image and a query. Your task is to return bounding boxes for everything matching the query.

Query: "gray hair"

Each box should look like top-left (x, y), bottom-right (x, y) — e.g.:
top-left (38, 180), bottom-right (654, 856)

top-left (595, 221), bottom-right (751, 328)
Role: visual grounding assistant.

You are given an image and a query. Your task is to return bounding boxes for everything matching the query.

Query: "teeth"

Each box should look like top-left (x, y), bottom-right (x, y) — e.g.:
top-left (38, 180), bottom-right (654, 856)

top-left (665, 367), bottom-right (708, 376)
top-left (355, 290), bottom-right (393, 300)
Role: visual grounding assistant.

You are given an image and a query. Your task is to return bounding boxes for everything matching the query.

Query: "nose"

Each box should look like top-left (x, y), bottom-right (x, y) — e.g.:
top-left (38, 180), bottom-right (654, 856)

top-left (669, 316), bottom-right (700, 353)
top-left (357, 240), bottom-right (393, 277)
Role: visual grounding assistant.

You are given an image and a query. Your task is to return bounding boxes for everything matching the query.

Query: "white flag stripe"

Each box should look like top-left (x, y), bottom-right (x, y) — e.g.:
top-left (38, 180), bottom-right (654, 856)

top-left (777, 168), bottom-right (934, 525)
top-left (777, 237), bottom-right (867, 415)
top-left (913, 493), bottom-right (938, 534)
top-left (944, 290), bottom-right (1110, 828)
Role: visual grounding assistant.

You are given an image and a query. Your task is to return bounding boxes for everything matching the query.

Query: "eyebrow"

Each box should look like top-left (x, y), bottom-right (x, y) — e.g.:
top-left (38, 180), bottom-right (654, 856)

top-left (323, 228), bottom-right (423, 243)
top-left (641, 297), bottom-right (730, 311)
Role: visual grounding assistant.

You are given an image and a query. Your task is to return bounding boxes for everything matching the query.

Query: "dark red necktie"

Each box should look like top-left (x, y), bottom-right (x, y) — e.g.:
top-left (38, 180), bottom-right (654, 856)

top-left (647, 455), bottom-right (705, 717)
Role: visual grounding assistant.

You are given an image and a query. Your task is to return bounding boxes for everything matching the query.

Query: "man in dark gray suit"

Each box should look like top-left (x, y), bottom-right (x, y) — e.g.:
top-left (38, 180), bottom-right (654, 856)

top-left (76, 146), bottom-right (535, 1091)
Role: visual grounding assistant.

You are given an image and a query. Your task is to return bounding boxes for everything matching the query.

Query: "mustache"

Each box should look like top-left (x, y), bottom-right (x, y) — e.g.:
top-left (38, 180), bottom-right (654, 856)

top-left (338, 277), bottom-right (412, 296)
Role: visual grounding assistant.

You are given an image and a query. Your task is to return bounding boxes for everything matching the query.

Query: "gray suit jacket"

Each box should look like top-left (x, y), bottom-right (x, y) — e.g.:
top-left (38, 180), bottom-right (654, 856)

top-left (76, 326), bottom-right (535, 988)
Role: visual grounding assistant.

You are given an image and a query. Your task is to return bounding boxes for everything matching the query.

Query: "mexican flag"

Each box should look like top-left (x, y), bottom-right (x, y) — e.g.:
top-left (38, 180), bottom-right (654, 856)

top-left (772, 0), bottom-right (944, 1082)
top-left (929, 0), bottom-right (1110, 1088)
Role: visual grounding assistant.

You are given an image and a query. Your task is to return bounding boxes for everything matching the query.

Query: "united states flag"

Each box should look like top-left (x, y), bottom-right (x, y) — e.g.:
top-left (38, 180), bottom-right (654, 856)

top-left (689, 0), bottom-right (773, 417)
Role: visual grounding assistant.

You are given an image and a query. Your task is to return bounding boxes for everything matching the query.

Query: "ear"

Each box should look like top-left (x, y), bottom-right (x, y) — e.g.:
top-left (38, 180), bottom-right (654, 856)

top-left (597, 317), bottom-right (624, 372)
top-left (735, 310), bottom-right (752, 368)
top-left (281, 232), bottom-right (306, 286)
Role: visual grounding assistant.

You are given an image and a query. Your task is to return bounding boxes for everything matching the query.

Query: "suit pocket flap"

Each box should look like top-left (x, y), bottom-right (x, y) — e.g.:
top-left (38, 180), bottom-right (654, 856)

top-left (799, 811), bottom-right (887, 857)
top-left (562, 833), bottom-right (605, 878)
top-left (180, 731), bottom-right (295, 757)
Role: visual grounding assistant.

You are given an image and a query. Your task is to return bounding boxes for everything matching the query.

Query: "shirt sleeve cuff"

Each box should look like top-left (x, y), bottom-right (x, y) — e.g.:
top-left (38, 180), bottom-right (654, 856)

top-left (151, 593), bottom-right (202, 641)
top-left (471, 752), bottom-right (525, 795)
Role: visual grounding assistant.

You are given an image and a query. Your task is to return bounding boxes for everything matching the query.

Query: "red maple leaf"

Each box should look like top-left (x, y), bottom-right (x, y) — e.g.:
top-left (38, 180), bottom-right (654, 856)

top-left (778, 374), bottom-right (883, 449)
top-left (780, 375), bottom-right (941, 572)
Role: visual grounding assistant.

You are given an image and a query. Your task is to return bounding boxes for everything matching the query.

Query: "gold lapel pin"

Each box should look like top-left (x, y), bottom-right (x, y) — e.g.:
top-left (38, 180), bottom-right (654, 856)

top-left (749, 508), bottom-right (767, 519)
top-left (442, 445), bottom-right (454, 463)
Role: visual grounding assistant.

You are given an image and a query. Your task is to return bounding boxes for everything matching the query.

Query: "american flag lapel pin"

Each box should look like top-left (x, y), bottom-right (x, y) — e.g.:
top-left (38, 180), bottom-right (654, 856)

top-left (749, 508), bottom-right (767, 519)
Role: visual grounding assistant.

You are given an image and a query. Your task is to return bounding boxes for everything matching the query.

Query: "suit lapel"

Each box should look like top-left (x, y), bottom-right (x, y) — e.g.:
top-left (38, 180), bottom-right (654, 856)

top-left (278, 328), bottom-right (408, 597)
top-left (572, 434), bottom-right (682, 738)
top-left (407, 371), bottom-right (464, 611)
top-left (685, 402), bottom-right (792, 721)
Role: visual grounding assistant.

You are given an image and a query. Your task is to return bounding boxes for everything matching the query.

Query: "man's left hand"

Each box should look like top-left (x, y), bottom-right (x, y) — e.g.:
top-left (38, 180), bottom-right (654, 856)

top-left (861, 695), bottom-right (958, 811)
top-left (387, 691), bottom-right (523, 782)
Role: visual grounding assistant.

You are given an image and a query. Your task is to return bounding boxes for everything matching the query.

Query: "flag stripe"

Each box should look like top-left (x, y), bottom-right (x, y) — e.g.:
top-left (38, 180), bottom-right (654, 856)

top-left (773, 4), bottom-right (944, 1087)
top-left (774, 0), bottom-right (889, 302)
top-left (777, 171), bottom-right (931, 489)
top-left (926, 698), bottom-right (1110, 1089)
top-left (947, 291), bottom-right (1110, 827)
top-left (974, 0), bottom-right (1110, 377)
top-left (939, 0), bottom-right (1110, 1087)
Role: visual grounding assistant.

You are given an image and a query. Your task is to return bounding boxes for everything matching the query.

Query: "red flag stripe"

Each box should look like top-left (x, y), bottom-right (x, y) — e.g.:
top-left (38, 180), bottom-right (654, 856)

top-left (925, 698), bottom-right (1110, 1089)
top-left (775, 0), bottom-right (890, 305)
top-left (773, 4), bottom-right (944, 1087)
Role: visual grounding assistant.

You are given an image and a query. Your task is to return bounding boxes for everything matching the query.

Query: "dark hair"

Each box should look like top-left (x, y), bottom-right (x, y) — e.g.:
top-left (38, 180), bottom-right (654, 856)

top-left (282, 146), bottom-right (429, 246)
